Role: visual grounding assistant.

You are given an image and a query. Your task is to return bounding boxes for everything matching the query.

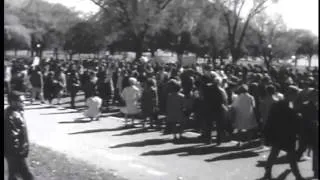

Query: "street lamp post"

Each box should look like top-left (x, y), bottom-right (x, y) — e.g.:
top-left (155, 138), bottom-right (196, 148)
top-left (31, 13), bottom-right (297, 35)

top-left (292, 55), bottom-right (297, 67)
top-left (265, 44), bottom-right (272, 70)
top-left (36, 43), bottom-right (42, 59)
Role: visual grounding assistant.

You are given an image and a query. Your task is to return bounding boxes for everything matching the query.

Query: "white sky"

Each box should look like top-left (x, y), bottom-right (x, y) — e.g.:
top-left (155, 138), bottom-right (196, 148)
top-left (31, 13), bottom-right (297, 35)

top-left (43, 0), bottom-right (318, 36)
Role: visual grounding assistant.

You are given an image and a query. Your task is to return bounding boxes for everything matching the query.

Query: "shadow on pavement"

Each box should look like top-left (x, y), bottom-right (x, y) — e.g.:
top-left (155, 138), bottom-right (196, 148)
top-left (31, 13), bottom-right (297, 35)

top-left (59, 117), bottom-right (94, 124)
top-left (256, 155), bottom-right (307, 167)
top-left (41, 111), bottom-right (81, 115)
top-left (68, 126), bottom-right (129, 135)
top-left (205, 150), bottom-right (259, 162)
top-left (101, 112), bottom-right (124, 118)
top-left (112, 128), bottom-right (158, 136)
top-left (140, 139), bottom-right (262, 157)
top-left (56, 99), bottom-right (86, 105)
top-left (178, 140), bottom-right (261, 156)
top-left (141, 145), bottom-right (201, 156)
top-left (59, 120), bottom-right (92, 124)
top-left (25, 106), bottom-right (56, 110)
top-left (100, 112), bottom-right (122, 118)
top-left (255, 169), bottom-right (291, 180)
top-left (109, 138), bottom-right (172, 148)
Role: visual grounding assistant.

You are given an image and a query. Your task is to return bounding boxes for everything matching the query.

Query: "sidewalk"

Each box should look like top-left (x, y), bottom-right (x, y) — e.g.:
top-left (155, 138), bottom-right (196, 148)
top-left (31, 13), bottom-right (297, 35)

top-left (19, 101), bottom-right (316, 180)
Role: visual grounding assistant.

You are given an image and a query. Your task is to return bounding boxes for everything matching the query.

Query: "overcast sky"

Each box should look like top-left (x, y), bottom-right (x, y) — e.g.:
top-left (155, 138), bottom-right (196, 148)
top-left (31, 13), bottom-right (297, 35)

top-left (42, 0), bottom-right (318, 36)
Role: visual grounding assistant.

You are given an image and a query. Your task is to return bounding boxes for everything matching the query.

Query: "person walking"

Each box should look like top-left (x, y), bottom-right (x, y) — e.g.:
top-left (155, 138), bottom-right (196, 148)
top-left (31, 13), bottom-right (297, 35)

top-left (29, 66), bottom-right (45, 104)
top-left (97, 69), bottom-right (114, 112)
top-left (4, 91), bottom-right (34, 180)
top-left (43, 71), bottom-right (55, 104)
top-left (83, 71), bottom-right (102, 121)
top-left (67, 66), bottom-right (81, 109)
top-left (262, 86), bottom-right (305, 180)
top-left (53, 67), bottom-right (67, 105)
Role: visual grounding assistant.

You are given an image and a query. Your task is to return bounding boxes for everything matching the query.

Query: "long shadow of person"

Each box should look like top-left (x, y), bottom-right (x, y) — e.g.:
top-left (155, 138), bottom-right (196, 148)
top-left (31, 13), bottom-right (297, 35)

top-left (141, 145), bottom-right (202, 156)
top-left (179, 139), bottom-right (261, 156)
top-left (204, 150), bottom-right (259, 162)
top-left (112, 128), bottom-right (158, 136)
top-left (256, 155), bottom-right (307, 167)
top-left (109, 138), bottom-right (172, 148)
top-left (68, 126), bottom-right (129, 135)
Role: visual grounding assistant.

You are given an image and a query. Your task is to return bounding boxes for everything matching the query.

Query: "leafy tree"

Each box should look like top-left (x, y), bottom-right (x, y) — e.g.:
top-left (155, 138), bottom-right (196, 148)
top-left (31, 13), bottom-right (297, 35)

top-left (4, 0), bottom-right (81, 57)
top-left (294, 30), bottom-right (318, 67)
top-left (249, 12), bottom-right (286, 69)
top-left (191, 2), bottom-right (228, 65)
top-left (160, 0), bottom-right (203, 65)
top-left (63, 22), bottom-right (105, 60)
top-left (90, 0), bottom-right (173, 60)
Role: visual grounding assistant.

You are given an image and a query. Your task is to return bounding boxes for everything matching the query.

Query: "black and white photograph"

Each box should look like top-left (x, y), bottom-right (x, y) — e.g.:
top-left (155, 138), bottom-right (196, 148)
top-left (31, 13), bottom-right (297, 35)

top-left (4, 0), bottom-right (319, 179)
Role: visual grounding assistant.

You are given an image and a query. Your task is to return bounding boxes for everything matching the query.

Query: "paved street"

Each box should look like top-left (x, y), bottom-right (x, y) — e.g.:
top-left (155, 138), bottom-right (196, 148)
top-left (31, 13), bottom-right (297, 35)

top-left (7, 95), bottom-right (315, 180)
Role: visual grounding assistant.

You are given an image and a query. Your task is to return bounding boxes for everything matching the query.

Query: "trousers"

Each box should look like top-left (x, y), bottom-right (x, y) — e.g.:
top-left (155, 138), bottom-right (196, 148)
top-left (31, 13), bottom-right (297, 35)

top-left (6, 156), bottom-right (34, 180)
top-left (265, 147), bottom-right (303, 179)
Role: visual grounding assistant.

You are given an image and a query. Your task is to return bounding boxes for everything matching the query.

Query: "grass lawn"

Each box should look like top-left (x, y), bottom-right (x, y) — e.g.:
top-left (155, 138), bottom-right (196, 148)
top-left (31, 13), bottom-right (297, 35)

top-left (4, 144), bottom-right (127, 180)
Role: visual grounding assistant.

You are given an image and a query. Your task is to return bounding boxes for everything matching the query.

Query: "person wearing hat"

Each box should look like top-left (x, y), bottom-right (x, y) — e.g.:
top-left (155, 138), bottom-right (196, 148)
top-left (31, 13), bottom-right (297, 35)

top-left (262, 85), bottom-right (305, 180)
top-left (4, 92), bottom-right (34, 180)
top-left (295, 77), bottom-right (315, 110)
top-left (296, 89), bottom-right (318, 178)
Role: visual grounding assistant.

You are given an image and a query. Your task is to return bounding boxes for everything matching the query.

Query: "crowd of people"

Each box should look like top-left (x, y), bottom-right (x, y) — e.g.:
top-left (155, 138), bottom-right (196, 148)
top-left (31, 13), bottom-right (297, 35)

top-left (4, 56), bottom-right (319, 180)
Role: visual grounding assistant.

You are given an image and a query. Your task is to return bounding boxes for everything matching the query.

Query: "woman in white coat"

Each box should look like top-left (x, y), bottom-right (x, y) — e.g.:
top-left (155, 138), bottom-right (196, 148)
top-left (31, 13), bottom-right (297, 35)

top-left (231, 84), bottom-right (258, 146)
top-left (120, 77), bottom-right (141, 127)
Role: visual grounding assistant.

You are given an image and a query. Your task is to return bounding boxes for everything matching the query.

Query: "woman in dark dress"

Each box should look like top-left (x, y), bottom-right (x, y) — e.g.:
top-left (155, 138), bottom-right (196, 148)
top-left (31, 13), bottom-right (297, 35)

top-left (43, 71), bottom-right (55, 104)
top-left (141, 78), bottom-right (159, 129)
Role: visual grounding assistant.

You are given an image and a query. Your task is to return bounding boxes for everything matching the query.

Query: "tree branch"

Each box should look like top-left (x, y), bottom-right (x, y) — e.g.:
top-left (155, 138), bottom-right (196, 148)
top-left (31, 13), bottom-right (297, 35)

top-left (232, 0), bottom-right (245, 43)
top-left (160, 0), bottom-right (173, 10)
top-left (90, 0), bottom-right (107, 10)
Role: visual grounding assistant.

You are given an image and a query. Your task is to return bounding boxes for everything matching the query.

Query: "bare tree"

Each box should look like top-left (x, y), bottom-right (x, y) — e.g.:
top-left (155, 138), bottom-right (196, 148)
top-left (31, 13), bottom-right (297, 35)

top-left (214, 0), bottom-right (278, 63)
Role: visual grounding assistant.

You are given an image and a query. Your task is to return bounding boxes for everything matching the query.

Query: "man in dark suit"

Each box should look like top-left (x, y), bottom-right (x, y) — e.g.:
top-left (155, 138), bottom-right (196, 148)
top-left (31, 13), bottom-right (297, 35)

top-left (4, 91), bottom-right (34, 180)
top-left (201, 70), bottom-right (227, 145)
top-left (262, 86), bottom-right (305, 180)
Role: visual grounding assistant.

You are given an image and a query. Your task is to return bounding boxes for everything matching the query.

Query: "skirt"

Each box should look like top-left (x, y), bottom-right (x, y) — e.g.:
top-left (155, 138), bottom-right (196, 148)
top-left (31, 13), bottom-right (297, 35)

top-left (84, 96), bottom-right (102, 118)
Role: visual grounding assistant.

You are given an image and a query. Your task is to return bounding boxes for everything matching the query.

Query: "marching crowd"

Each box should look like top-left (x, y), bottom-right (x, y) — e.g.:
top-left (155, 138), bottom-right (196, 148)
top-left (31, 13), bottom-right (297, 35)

top-left (4, 56), bottom-right (319, 180)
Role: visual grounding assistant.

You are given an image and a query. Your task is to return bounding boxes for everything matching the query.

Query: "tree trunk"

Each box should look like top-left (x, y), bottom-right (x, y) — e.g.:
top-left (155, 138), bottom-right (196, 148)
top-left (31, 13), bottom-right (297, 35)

top-left (177, 53), bottom-right (183, 66)
top-left (264, 56), bottom-right (270, 71)
top-left (295, 57), bottom-right (298, 67)
top-left (135, 36), bottom-right (144, 61)
top-left (151, 50), bottom-right (155, 57)
top-left (231, 48), bottom-right (240, 64)
top-left (69, 53), bottom-right (73, 61)
top-left (14, 48), bottom-right (17, 57)
top-left (55, 50), bottom-right (58, 60)
top-left (220, 56), bottom-right (224, 66)
top-left (31, 48), bottom-right (34, 57)
top-left (308, 55), bottom-right (312, 67)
